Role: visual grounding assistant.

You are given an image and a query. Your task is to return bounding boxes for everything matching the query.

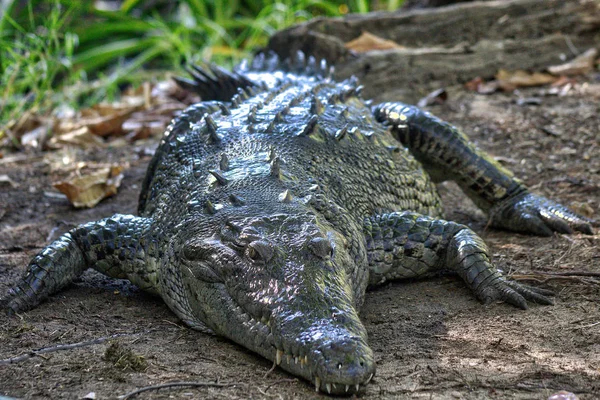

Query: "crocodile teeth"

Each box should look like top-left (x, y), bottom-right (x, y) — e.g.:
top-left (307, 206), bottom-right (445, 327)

top-left (355, 384), bottom-right (360, 391)
top-left (304, 355), bottom-right (308, 365)
top-left (326, 383), bottom-right (331, 394)
top-left (286, 354), bottom-right (291, 364)
top-left (345, 385), bottom-right (350, 392)
top-left (366, 373), bottom-right (374, 384)
top-left (294, 357), bottom-right (298, 364)
top-left (276, 349), bottom-right (283, 365)
top-left (315, 377), bottom-right (321, 392)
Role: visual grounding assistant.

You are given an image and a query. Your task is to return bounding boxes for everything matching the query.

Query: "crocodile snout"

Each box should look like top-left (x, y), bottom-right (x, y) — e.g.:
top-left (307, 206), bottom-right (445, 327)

top-left (312, 336), bottom-right (375, 394)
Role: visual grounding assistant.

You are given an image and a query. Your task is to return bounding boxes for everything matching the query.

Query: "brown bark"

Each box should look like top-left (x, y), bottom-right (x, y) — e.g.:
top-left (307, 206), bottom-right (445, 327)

top-left (267, 0), bottom-right (600, 102)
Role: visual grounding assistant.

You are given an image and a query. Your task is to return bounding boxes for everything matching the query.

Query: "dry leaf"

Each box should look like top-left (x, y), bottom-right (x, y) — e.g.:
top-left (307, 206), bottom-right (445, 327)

top-left (48, 126), bottom-right (106, 149)
top-left (495, 69), bottom-right (558, 91)
top-left (0, 174), bottom-right (18, 188)
top-left (21, 125), bottom-right (49, 149)
top-left (86, 109), bottom-right (138, 137)
top-left (569, 202), bottom-right (595, 219)
top-left (53, 165), bottom-right (126, 208)
top-left (464, 76), bottom-right (500, 94)
top-left (345, 31), bottom-right (404, 52)
top-left (548, 48), bottom-right (598, 76)
top-left (417, 88), bottom-right (448, 107)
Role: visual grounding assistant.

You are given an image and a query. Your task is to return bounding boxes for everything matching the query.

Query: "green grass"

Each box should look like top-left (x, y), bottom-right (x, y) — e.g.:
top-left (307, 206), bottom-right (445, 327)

top-left (0, 0), bottom-right (405, 140)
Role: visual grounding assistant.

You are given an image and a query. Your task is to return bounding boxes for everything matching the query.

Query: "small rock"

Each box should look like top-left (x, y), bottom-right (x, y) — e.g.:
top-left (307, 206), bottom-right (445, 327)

top-left (82, 392), bottom-right (96, 400)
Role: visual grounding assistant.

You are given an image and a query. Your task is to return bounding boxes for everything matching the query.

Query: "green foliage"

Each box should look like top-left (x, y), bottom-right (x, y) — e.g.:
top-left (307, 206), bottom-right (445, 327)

top-left (0, 0), bottom-right (405, 132)
top-left (1, 1), bottom-right (80, 134)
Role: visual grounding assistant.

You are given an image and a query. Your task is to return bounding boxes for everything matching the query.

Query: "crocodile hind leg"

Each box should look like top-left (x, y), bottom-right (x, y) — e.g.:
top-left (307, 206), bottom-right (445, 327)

top-left (372, 102), bottom-right (595, 236)
top-left (363, 211), bottom-right (553, 309)
top-left (2, 214), bottom-right (155, 314)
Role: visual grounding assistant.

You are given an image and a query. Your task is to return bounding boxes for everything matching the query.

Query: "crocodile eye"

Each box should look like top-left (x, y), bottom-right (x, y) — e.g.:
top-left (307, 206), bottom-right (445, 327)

top-left (246, 240), bottom-right (274, 264)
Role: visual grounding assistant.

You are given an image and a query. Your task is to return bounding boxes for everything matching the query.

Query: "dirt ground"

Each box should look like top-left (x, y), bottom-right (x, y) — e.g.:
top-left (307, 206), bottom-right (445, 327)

top-left (1, 77), bottom-right (599, 399)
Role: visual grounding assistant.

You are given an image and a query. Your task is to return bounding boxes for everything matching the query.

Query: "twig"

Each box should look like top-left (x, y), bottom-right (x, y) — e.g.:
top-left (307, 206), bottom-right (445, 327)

top-left (510, 274), bottom-right (596, 284)
top-left (563, 34), bottom-right (580, 56)
top-left (538, 271), bottom-right (600, 277)
top-left (118, 381), bottom-right (240, 399)
top-left (263, 359), bottom-right (277, 379)
top-left (572, 321), bottom-right (600, 331)
top-left (0, 331), bottom-right (147, 365)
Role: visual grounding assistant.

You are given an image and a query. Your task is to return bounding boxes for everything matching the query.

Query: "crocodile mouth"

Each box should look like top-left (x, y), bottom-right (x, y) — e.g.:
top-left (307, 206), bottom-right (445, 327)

top-left (215, 284), bottom-right (375, 395)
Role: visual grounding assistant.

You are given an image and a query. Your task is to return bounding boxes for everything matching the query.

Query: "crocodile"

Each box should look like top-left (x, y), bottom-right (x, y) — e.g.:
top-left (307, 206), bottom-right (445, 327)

top-left (2, 52), bottom-right (595, 395)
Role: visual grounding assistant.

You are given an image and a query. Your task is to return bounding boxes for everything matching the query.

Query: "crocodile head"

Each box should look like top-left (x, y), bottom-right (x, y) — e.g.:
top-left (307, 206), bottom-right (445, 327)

top-left (179, 203), bottom-right (374, 394)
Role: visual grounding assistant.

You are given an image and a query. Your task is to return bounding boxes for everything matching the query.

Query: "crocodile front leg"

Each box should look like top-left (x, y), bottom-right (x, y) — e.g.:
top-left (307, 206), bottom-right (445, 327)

top-left (364, 212), bottom-right (553, 309)
top-left (2, 214), bottom-right (155, 314)
top-left (372, 102), bottom-right (595, 236)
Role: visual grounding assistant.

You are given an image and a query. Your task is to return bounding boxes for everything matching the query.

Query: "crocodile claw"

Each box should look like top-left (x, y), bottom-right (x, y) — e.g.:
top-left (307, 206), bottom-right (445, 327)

top-left (490, 192), bottom-right (595, 236)
top-left (479, 277), bottom-right (555, 310)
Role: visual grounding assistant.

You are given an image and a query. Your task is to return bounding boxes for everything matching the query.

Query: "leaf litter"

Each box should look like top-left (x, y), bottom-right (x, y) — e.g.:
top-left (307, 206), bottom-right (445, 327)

top-left (3, 78), bottom-right (195, 208)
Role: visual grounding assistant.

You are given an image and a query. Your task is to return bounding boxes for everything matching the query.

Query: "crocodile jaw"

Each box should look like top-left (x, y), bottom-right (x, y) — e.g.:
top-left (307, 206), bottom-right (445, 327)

top-left (181, 264), bottom-right (374, 395)
top-left (210, 282), bottom-right (375, 395)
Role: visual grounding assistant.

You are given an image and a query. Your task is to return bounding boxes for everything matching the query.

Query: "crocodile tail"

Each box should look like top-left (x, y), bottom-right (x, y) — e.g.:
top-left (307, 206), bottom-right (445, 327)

top-left (236, 50), bottom-right (335, 84)
top-left (173, 63), bottom-right (257, 102)
top-left (174, 51), bottom-right (335, 100)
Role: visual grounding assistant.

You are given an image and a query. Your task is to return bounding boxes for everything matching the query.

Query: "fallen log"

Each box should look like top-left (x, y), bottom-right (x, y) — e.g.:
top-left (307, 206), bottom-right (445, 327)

top-left (267, 0), bottom-right (600, 102)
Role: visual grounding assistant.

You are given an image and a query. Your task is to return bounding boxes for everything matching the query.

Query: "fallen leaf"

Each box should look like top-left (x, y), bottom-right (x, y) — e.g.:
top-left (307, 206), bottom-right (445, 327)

top-left (53, 164), bottom-right (127, 208)
top-left (495, 69), bottom-right (558, 91)
top-left (21, 125), bottom-right (49, 149)
top-left (48, 126), bottom-right (106, 149)
top-left (569, 202), bottom-right (595, 219)
top-left (345, 31), bottom-right (404, 52)
top-left (548, 48), bottom-right (598, 76)
top-left (0, 174), bottom-right (18, 188)
top-left (417, 88), bottom-right (447, 107)
top-left (464, 76), bottom-right (499, 94)
top-left (551, 76), bottom-right (577, 87)
top-left (85, 109), bottom-right (138, 137)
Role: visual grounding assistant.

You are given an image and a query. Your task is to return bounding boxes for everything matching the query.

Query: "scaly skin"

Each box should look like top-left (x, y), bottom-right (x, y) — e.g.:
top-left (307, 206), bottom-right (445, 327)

top-left (2, 52), bottom-right (595, 395)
